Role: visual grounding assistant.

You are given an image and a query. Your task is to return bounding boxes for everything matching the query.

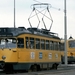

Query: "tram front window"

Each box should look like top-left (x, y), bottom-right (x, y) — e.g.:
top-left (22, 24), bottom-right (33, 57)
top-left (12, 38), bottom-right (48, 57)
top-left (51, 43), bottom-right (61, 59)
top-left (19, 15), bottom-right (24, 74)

top-left (69, 40), bottom-right (75, 48)
top-left (0, 38), bottom-right (17, 49)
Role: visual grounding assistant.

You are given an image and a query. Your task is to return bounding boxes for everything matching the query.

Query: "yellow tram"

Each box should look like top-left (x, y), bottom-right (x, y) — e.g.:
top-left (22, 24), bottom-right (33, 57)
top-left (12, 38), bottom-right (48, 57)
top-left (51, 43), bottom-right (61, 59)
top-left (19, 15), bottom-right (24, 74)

top-left (0, 27), bottom-right (61, 72)
top-left (61, 37), bottom-right (75, 64)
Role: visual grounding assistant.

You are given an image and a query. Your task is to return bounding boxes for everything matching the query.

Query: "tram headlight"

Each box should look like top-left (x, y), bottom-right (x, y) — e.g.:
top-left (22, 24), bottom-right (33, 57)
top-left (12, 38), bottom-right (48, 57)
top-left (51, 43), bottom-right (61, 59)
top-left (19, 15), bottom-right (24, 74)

top-left (2, 55), bottom-right (6, 60)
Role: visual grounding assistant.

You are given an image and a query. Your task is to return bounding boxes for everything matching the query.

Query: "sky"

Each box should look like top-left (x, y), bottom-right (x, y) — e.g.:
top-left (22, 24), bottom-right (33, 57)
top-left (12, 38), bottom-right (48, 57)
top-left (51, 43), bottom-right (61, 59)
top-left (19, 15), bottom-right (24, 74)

top-left (0, 0), bottom-right (75, 39)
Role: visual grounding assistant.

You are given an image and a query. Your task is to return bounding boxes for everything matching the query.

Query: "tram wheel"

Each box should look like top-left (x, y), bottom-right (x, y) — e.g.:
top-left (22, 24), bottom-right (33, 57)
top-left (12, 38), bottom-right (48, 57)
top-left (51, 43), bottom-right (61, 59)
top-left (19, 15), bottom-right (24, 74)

top-left (37, 65), bottom-right (40, 71)
top-left (4, 64), bottom-right (13, 74)
top-left (31, 65), bottom-right (37, 72)
top-left (52, 64), bottom-right (57, 70)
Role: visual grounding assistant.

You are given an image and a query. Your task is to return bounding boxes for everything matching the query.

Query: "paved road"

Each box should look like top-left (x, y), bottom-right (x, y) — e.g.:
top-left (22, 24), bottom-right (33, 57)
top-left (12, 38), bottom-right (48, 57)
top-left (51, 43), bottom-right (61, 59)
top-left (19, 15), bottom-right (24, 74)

top-left (0, 64), bottom-right (75, 75)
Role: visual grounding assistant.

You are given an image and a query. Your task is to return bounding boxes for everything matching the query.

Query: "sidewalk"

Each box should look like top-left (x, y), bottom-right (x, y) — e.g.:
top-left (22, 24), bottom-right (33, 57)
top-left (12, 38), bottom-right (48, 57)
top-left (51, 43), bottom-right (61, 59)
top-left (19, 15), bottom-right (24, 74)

top-left (58, 64), bottom-right (75, 70)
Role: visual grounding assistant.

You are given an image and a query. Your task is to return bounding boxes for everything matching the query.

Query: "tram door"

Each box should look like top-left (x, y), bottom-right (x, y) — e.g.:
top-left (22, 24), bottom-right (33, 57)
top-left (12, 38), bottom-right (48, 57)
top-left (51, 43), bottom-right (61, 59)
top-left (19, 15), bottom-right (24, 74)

top-left (17, 38), bottom-right (25, 62)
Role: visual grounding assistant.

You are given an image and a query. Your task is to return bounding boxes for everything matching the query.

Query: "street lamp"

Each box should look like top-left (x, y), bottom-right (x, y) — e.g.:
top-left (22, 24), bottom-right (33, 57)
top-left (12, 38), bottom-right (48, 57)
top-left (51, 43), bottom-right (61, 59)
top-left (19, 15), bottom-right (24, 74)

top-left (14, 0), bottom-right (16, 28)
top-left (64, 0), bottom-right (67, 65)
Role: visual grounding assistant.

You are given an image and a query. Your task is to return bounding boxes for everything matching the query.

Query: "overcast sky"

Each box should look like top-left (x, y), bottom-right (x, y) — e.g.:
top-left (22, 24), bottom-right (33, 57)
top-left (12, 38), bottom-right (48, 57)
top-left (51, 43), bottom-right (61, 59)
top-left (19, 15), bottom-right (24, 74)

top-left (0, 0), bottom-right (75, 39)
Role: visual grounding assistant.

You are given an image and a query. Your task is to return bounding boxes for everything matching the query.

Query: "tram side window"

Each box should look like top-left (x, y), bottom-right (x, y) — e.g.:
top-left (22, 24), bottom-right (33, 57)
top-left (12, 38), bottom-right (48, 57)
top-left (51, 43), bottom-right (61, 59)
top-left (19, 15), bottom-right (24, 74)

top-left (54, 42), bottom-right (56, 50)
top-left (54, 42), bottom-right (58, 50)
top-left (50, 41), bottom-right (53, 50)
top-left (17, 38), bottom-right (24, 48)
top-left (30, 38), bottom-right (35, 49)
top-left (57, 42), bottom-right (60, 50)
top-left (36, 39), bottom-right (40, 49)
top-left (56, 42), bottom-right (59, 50)
top-left (26, 37), bottom-right (29, 48)
top-left (41, 39), bottom-right (45, 49)
top-left (60, 43), bottom-right (64, 51)
top-left (46, 40), bottom-right (49, 50)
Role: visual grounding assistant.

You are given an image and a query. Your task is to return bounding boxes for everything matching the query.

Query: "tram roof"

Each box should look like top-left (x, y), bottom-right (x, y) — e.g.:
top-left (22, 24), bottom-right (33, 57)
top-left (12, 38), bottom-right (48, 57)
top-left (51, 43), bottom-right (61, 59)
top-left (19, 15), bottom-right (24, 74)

top-left (0, 27), bottom-right (60, 39)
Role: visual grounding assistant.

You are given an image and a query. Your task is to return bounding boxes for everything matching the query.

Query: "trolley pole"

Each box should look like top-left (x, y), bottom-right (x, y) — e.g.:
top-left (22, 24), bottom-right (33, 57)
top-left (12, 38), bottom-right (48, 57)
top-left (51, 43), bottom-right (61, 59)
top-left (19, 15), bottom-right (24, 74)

top-left (64, 0), bottom-right (67, 65)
